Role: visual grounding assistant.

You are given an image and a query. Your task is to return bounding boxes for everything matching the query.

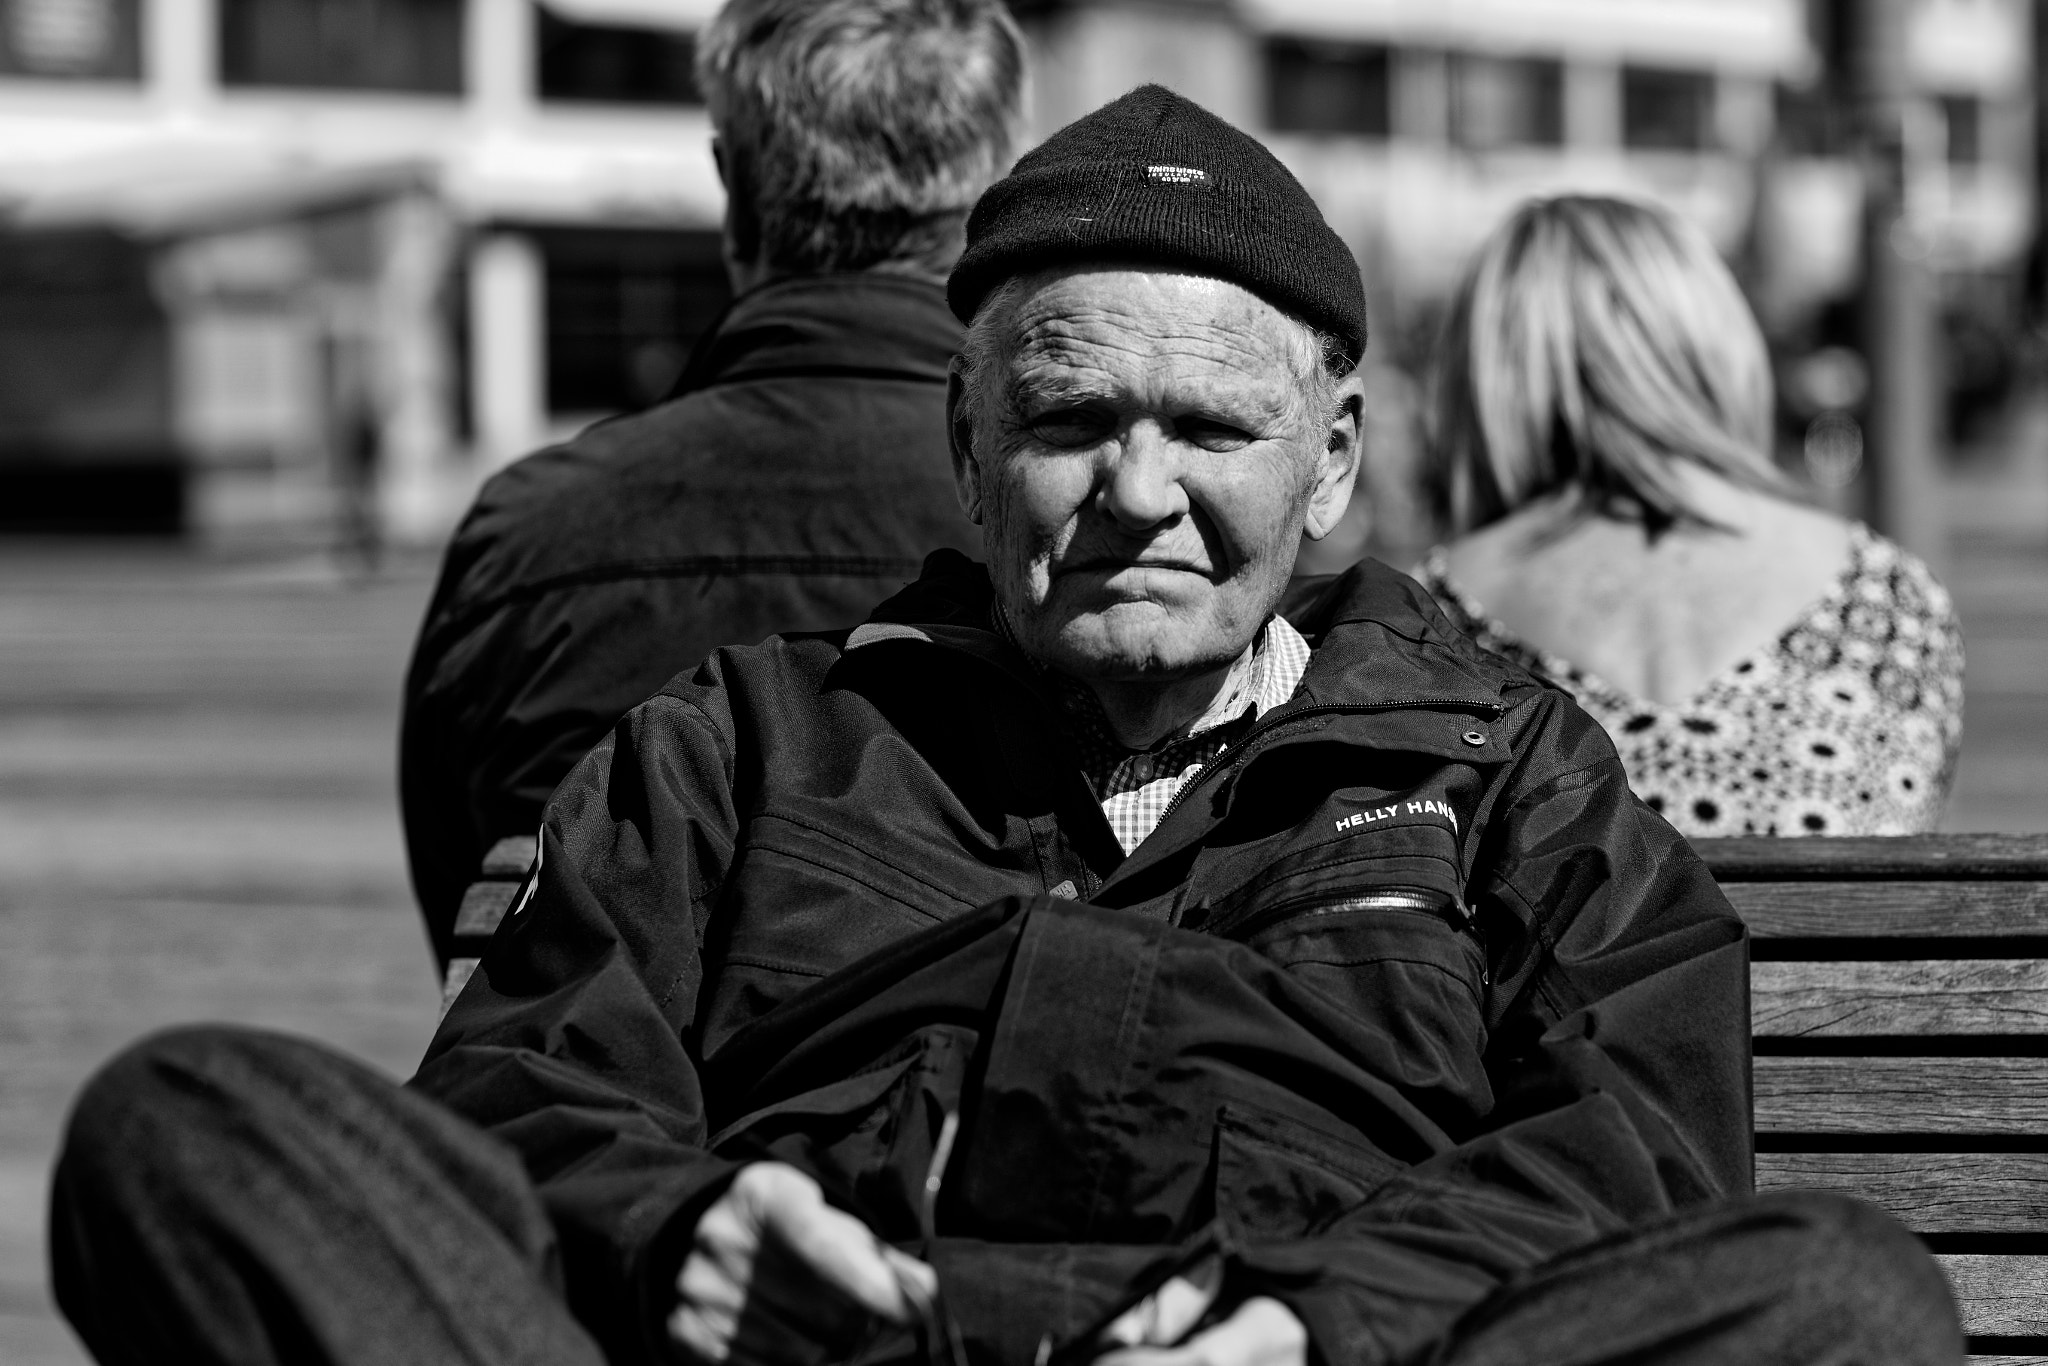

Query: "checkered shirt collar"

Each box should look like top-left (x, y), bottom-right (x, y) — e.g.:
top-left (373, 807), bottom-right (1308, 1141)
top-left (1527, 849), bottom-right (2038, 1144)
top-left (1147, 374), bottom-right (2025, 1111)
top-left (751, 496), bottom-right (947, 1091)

top-left (993, 602), bottom-right (1313, 852)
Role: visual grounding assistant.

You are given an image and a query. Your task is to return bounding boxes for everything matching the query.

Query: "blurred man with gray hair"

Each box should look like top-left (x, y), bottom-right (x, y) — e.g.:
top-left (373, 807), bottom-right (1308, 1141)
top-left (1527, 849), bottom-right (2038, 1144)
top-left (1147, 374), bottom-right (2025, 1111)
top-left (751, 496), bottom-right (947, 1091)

top-left (400, 0), bottom-right (1026, 968)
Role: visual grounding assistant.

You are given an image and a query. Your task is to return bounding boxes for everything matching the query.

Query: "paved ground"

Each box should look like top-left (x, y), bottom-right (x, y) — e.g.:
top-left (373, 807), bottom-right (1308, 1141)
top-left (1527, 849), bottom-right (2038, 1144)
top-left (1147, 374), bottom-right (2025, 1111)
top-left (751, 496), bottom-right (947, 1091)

top-left (0, 545), bottom-right (442, 1364)
top-left (3, 491), bottom-right (2047, 1364)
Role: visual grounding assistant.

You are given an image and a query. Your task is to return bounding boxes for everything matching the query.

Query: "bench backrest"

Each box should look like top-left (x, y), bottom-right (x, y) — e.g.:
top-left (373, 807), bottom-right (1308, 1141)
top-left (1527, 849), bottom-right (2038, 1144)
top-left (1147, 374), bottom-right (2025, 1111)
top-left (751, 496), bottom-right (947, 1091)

top-left (447, 832), bottom-right (2048, 1355)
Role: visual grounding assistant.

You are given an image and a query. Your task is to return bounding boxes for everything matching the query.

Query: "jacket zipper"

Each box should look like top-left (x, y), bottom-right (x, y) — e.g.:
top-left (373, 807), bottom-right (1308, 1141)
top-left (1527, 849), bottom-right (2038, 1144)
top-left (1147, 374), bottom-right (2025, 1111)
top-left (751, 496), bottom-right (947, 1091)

top-left (1213, 886), bottom-right (1469, 942)
top-left (1154, 696), bottom-right (1506, 828)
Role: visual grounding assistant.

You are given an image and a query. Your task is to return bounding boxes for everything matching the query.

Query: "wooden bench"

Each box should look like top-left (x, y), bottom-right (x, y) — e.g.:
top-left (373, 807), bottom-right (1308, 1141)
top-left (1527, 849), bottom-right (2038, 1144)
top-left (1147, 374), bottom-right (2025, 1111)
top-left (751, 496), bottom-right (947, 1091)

top-left (1697, 834), bottom-right (2048, 1362)
top-left (446, 832), bottom-right (2048, 1359)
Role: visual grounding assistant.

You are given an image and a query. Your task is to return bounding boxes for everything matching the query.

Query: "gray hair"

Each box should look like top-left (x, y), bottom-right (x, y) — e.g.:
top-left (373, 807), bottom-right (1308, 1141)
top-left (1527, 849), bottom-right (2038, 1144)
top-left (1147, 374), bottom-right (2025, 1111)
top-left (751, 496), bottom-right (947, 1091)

top-left (957, 272), bottom-right (1352, 432)
top-left (1426, 194), bottom-right (1794, 536)
top-left (696, 0), bottom-right (1026, 277)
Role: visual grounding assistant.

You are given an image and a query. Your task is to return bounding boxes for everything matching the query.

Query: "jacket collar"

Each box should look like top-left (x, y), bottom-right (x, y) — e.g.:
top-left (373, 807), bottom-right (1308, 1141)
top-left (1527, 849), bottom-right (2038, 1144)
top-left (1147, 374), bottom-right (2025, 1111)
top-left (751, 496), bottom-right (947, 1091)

top-left (852, 550), bottom-right (1526, 720)
top-left (1280, 562), bottom-right (1521, 716)
top-left (665, 273), bottom-right (961, 398)
top-left (847, 551), bottom-right (1534, 888)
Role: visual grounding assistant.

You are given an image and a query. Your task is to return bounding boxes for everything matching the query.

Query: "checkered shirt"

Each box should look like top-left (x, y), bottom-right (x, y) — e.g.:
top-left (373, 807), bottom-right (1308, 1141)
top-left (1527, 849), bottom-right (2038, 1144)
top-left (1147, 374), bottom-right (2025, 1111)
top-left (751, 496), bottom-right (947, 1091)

top-left (1022, 614), bottom-right (1312, 855)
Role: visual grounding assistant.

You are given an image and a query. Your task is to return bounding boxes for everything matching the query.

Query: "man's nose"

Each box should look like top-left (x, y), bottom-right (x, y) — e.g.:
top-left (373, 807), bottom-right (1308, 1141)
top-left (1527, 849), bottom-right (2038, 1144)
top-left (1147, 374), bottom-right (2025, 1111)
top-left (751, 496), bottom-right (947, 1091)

top-left (1095, 422), bottom-right (1188, 531)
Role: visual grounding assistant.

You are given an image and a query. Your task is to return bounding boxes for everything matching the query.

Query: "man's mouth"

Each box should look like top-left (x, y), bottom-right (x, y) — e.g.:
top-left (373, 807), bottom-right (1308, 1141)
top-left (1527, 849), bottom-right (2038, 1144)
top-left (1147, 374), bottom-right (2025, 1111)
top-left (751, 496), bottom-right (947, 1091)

top-left (1059, 557), bottom-right (1212, 579)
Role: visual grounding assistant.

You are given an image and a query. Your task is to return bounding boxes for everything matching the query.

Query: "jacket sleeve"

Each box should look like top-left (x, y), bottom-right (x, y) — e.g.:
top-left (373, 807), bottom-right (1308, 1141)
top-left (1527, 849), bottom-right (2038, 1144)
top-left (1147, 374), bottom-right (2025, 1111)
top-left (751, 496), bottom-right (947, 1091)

top-left (409, 679), bottom-right (747, 1366)
top-left (398, 515), bottom-right (509, 966)
top-left (1244, 695), bottom-right (1752, 1366)
top-left (401, 559), bottom-right (721, 969)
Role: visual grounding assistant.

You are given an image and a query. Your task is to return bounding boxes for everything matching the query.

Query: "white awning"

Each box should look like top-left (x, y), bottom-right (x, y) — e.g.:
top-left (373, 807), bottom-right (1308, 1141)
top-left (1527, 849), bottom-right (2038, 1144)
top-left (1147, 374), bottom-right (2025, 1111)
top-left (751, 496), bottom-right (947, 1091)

top-left (537, 0), bottom-right (719, 32)
top-left (1908, 0), bottom-right (2030, 94)
top-left (1241, 0), bottom-right (1813, 77)
top-left (6, 153), bottom-right (437, 236)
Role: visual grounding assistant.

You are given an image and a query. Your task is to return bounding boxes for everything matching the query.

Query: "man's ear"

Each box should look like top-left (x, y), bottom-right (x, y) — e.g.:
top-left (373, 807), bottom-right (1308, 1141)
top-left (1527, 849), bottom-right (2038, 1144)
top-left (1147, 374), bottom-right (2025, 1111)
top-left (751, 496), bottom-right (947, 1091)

top-left (1303, 369), bottom-right (1367, 541)
top-left (946, 362), bottom-right (983, 525)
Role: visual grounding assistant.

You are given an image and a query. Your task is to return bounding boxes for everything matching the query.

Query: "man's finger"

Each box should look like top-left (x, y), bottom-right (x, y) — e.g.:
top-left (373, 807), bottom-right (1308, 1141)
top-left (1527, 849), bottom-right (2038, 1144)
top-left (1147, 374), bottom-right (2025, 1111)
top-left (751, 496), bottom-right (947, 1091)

top-left (1096, 1297), bottom-right (1307, 1366)
top-left (669, 1301), bottom-right (736, 1365)
top-left (677, 1250), bottom-right (747, 1322)
top-left (879, 1243), bottom-right (940, 1308)
top-left (1101, 1273), bottom-right (1220, 1348)
top-left (759, 1171), bottom-right (926, 1322)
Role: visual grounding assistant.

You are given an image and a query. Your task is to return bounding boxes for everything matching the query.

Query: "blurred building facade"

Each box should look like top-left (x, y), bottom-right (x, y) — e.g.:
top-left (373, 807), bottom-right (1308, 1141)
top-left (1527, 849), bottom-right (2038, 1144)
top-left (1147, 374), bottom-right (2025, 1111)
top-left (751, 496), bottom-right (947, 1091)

top-left (0, 0), bottom-right (729, 543)
top-left (0, 0), bottom-right (2034, 545)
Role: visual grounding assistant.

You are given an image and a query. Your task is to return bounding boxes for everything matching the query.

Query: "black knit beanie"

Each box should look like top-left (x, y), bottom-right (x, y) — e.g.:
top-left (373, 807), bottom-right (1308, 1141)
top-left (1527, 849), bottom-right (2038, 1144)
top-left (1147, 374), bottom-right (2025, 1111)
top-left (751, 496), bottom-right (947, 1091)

top-left (948, 84), bottom-right (1367, 362)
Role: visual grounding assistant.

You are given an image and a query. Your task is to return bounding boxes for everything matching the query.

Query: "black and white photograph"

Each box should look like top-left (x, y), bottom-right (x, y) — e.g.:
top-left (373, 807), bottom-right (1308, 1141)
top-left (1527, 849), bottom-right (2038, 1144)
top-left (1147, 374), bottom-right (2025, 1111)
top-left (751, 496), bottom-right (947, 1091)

top-left (1, 0), bottom-right (2044, 1361)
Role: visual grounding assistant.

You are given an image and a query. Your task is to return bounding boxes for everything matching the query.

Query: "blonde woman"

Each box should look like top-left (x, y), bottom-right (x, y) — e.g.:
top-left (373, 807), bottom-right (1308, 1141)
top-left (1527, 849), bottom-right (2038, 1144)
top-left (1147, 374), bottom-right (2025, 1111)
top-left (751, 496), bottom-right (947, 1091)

top-left (1416, 195), bottom-right (1963, 837)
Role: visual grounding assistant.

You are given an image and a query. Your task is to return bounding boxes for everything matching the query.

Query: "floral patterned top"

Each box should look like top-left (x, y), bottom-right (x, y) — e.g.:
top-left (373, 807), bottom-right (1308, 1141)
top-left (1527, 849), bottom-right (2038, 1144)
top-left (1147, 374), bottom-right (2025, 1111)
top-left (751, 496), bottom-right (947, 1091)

top-left (1417, 524), bottom-right (1965, 838)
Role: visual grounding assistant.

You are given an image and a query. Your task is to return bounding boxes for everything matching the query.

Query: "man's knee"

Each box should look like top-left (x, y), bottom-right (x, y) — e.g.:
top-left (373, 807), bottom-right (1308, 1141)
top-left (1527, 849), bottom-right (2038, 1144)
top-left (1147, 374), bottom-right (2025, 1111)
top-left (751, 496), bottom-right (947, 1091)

top-left (1753, 1190), bottom-right (1936, 1273)
top-left (67, 1024), bottom-right (316, 1155)
top-left (1750, 1190), bottom-right (1963, 1354)
top-left (66, 1025), bottom-right (268, 1168)
top-left (53, 1024), bottom-right (327, 1336)
top-left (56, 1022), bottom-right (375, 1230)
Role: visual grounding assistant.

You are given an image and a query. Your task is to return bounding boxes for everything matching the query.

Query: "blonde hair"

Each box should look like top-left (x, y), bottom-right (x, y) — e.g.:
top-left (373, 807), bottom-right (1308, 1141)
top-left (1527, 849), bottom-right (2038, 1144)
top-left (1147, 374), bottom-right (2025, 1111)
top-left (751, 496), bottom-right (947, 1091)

top-left (1427, 195), bottom-right (1792, 535)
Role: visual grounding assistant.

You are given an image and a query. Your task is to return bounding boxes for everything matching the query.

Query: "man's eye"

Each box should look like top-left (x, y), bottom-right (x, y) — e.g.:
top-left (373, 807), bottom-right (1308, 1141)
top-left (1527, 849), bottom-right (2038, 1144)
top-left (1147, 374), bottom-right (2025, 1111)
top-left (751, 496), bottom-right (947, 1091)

top-left (1175, 417), bottom-right (1253, 451)
top-left (1025, 411), bottom-right (1114, 447)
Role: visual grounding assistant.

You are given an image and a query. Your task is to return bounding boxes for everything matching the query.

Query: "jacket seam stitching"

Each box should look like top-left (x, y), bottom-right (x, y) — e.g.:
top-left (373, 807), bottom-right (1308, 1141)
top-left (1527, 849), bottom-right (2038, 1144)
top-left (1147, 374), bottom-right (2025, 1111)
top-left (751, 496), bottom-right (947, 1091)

top-left (716, 953), bottom-right (831, 978)
top-left (1490, 757), bottom-right (1630, 1020)
top-left (752, 811), bottom-right (983, 911)
top-left (431, 554), bottom-right (929, 645)
top-left (744, 831), bottom-right (961, 923)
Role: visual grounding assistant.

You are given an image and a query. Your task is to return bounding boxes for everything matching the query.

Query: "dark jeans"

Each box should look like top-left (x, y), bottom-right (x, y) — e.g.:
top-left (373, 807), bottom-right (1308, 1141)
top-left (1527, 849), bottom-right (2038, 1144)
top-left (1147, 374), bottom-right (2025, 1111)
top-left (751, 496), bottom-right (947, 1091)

top-left (50, 1027), bottom-right (1964, 1366)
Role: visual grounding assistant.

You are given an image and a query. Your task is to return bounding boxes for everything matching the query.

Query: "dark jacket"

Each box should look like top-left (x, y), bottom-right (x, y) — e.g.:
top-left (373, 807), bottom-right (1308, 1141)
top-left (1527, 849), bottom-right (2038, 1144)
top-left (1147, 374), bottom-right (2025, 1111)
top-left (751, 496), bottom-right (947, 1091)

top-left (400, 273), bottom-right (979, 963)
top-left (413, 552), bottom-right (1751, 1366)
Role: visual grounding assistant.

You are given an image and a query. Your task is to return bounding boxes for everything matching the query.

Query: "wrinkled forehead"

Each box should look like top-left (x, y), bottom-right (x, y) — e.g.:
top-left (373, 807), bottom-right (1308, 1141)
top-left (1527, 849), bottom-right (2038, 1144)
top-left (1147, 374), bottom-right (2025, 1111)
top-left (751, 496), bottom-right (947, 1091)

top-left (991, 264), bottom-right (1314, 406)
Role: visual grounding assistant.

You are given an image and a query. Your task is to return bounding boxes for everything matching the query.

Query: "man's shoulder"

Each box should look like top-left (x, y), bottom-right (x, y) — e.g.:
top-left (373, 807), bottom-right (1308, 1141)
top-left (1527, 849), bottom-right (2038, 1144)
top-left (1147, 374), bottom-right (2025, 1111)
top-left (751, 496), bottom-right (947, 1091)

top-left (1287, 557), bottom-right (1547, 693)
top-left (1289, 556), bottom-right (1628, 783)
top-left (431, 374), bottom-right (956, 626)
top-left (457, 398), bottom-right (734, 567)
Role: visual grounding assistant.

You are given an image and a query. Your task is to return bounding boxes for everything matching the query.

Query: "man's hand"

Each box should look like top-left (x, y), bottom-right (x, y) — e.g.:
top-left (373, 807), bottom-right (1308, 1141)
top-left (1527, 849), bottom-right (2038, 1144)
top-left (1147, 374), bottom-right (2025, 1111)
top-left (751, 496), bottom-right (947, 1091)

top-left (668, 1162), bottom-right (936, 1365)
top-left (1094, 1268), bottom-right (1307, 1366)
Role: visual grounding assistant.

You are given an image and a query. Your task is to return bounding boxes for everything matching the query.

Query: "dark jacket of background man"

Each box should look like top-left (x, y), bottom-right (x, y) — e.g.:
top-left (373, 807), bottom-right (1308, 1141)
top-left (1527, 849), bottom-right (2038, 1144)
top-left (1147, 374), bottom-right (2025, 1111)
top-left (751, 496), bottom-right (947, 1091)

top-left (400, 275), bottom-right (975, 963)
top-left (399, 0), bottom-right (1026, 965)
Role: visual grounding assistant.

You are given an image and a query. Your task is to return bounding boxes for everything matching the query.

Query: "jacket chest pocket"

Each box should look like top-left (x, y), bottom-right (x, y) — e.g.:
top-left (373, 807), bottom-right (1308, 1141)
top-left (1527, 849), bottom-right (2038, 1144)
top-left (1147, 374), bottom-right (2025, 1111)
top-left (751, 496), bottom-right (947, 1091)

top-left (1238, 887), bottom-right (1492, 1127)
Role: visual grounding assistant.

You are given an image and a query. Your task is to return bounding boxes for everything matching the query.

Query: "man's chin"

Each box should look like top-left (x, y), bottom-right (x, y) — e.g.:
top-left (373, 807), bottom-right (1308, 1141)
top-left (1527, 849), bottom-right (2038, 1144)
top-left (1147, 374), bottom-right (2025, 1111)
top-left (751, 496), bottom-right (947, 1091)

top-left (1041, 612), bottom-right (1228, 684)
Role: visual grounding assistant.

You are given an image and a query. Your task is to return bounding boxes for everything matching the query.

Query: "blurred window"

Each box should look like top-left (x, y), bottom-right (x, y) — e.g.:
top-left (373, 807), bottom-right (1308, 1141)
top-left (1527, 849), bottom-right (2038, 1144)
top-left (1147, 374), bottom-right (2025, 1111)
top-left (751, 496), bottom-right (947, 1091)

top-left (0, 0), bottom-right (140, 80)
top-left (1452, 54), bottom-right (1562, 149)
top-left (1622, 65), bottom-right (1713, 151)
top-left (1773, 79), bottom-right (1848, 157)
top-left (1266, 37), bottom-right (1389, 137)
top-left (537, 4), bottom-right (699, 104)
top-left (1941, 94), bottom-right (1981, 165)
top-left (218, 0), bottom-right (463, 93)
top-left (536, 227), bottom-right (730, 414)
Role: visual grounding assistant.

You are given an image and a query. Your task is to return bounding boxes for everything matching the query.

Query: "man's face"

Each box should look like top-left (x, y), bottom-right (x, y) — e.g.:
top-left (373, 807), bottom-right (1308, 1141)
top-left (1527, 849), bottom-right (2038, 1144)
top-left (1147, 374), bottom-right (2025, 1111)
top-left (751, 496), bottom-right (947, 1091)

top-left (950, 267), bottom-right (1361, 684)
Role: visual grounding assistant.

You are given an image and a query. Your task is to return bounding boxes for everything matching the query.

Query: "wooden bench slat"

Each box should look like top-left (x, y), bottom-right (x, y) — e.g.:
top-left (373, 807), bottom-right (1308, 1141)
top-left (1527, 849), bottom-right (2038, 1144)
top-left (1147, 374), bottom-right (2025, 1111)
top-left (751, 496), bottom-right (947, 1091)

top-left (1728, 882), bottom-right (2048, 939)
top-left (1694, 835), bottom-right (2048, 881)
top-left (440, 957), bottom-right (480, 1016)
top-left (1966, 1358), bottom-right (2048, 1365)
top-left (1753, 960), bottom-right (2048, 1036)
top-left (480, 834), bottom-right (539, 878)
top-left (1941, 1254), bottom-right (2048, 1336)
top-left (453, 881), bottom-right (520, 939)
top-left (1755, 1056), bottom-right (2048, 1133)
top-left (1757, 1152), bottom-right (2048, 1232)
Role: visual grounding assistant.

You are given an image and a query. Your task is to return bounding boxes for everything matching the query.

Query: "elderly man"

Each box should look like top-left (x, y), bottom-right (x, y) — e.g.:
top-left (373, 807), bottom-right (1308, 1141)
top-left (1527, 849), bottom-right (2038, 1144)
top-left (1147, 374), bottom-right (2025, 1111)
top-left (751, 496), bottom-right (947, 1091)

top-left (401, 0), bottom-right (1025, 967)
top-left (54, 89), bottom-right (1959, 1366)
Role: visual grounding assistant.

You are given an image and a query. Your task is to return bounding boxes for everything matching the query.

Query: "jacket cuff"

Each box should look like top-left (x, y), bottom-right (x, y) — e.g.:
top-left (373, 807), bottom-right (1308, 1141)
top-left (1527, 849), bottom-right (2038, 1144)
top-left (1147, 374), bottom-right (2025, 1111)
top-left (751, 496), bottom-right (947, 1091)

top-left (635, 1159), bottom-right (746, 1365)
